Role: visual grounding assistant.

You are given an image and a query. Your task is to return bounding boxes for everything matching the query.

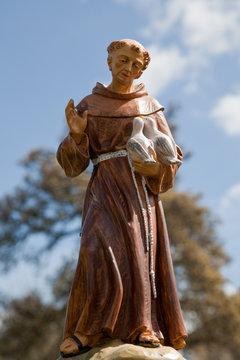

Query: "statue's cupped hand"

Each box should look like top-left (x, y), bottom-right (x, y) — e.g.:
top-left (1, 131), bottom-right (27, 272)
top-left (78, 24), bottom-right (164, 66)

top-left (132, 149), bottom-right (162, 178)
top-left (65, 99), bottom-right (88, 141)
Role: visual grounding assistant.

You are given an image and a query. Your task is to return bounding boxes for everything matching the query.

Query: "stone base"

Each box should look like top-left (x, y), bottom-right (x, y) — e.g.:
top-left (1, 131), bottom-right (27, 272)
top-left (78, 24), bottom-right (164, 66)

top-left (58, 339), bottom-right (186, 360)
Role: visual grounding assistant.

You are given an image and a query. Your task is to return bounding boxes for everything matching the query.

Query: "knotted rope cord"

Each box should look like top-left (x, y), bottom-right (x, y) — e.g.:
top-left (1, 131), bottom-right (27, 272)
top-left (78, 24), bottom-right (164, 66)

top-left (92, 150), bottom-right (157, 298)
top-left (127, 154), bottom-right (149, 252)
top-left (92, 149), bottom-right (128, 166)
top-left (127, 154), bottom-right (157, 298)
top-left (141, 176), bottom-right (157, 299)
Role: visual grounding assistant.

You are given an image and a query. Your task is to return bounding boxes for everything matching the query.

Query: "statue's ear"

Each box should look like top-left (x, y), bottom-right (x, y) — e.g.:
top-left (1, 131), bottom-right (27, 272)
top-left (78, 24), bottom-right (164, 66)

top-left (107, 56), bottom-right (112, 71)
top-left (135, 70), bottom-right (143, 79)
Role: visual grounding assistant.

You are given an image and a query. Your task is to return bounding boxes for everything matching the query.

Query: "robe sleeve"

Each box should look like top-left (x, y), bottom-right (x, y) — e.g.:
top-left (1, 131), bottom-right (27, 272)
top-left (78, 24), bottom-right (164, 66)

top-left (145, 111), bottom-right (183, 195)
top-left (56, 132), bottom-right (90, 177)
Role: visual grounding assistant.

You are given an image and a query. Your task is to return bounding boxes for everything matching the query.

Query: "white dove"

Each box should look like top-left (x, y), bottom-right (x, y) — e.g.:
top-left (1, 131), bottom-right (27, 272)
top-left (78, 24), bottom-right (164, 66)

top-left (126, 117), bottom-right (156, 164)
top-left (143, 116), bottom-right (182, 166)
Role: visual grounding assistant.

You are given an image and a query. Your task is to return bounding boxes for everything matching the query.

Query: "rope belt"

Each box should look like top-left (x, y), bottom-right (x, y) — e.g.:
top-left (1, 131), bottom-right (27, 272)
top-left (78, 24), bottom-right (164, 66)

top-left (92, 150), bottom-right (157, 299)
top-left (92, 149), bottom-right (128, 166)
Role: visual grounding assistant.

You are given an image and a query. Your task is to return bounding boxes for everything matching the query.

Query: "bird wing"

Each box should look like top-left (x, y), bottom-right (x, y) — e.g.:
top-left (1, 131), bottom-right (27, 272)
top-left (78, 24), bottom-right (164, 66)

top-left (155, 136), bottom-right (176, 156)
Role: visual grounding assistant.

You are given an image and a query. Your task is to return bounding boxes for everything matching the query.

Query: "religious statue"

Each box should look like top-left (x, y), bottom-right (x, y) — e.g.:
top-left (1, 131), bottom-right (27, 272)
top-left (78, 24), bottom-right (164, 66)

top-left (57, 39), bottom-right (187, 358)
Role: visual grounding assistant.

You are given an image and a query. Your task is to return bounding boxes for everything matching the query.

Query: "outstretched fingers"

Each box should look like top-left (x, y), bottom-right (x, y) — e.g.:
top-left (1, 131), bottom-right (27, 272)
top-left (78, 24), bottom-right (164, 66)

top-left (65, 98), bottom-right (75, 116)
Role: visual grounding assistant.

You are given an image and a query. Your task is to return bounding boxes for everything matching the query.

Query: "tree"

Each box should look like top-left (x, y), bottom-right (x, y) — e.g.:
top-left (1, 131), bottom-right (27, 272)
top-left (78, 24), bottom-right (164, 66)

top-left (0, 149), bottom-right (89, 269)
top-left (161, 191), bottom-right (240, 359)
top-left (0, 293), bottom-right (63, 360)
top-left (0, 261), bottom-right (74, 360)
top-left (0, 148), bottom-right (239, 360)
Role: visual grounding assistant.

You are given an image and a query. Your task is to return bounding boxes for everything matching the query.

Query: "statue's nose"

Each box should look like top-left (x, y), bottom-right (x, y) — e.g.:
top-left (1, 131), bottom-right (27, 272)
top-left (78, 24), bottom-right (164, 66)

top-left (125, 62), bottom-right (133, 72)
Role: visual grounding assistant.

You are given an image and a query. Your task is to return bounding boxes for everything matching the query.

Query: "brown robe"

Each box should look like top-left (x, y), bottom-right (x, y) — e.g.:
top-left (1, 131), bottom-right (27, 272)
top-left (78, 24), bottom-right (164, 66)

top-left (57, 82), bottom-right (187, 348)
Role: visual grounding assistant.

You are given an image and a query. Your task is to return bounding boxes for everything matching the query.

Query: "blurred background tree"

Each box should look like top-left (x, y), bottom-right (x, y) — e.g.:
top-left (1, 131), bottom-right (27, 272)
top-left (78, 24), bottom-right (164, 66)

top-left (0, 119), bottom-right (239, 360)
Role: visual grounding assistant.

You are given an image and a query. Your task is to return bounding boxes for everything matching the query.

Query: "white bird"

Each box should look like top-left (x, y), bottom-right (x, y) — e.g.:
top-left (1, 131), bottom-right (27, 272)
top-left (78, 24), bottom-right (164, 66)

top-left (143, 116), bottom-right (182, 166)
top-left (126, 117), bottom-right (156, 164)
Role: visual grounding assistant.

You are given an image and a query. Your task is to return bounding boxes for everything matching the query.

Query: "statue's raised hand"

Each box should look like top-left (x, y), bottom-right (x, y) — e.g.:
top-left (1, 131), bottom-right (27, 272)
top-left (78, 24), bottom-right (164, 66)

top-left (65, 99), bottom-right (88, 142)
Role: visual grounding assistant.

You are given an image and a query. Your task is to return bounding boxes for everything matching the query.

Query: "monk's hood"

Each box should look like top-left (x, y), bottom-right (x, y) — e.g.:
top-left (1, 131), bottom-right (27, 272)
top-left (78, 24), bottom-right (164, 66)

top-left (76, 82), bottom-right (164, 118)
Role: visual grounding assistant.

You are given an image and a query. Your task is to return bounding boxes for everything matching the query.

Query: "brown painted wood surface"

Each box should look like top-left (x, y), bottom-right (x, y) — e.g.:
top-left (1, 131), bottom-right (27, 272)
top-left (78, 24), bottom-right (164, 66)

top-left (57, 83), bottom-right (187, 349)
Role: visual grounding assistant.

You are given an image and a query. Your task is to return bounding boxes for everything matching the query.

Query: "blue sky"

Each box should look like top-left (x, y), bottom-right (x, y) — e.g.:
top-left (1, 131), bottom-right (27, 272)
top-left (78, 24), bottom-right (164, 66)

top-left (0, 0), bottom-right (240, 299)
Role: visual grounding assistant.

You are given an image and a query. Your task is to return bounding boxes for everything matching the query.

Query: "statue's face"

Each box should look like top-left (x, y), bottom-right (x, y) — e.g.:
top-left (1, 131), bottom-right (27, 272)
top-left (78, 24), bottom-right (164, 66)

top-left (109, 46), bottom-right (144, 86)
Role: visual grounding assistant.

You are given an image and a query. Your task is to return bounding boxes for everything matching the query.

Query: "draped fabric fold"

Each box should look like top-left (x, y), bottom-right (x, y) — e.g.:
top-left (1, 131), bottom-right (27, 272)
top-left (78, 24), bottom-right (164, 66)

top-left (57, 82), bottom-right (187, 348)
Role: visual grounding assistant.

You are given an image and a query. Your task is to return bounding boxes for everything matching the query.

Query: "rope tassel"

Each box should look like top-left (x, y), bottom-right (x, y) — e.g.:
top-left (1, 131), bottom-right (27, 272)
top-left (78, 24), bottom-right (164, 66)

top-left (128, 155), bottom-right (157, 299)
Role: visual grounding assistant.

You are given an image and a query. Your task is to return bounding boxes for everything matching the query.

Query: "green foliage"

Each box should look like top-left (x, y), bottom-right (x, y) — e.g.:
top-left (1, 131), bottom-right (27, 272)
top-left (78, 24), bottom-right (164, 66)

top-left (0, 149), bottom-right (89, 269)
top-left (52, 260), bottom-right (75, 306)
top-left (161, 191), bottom-right (240, 358)
top-left (0, 261), bottom-right (76, 360)
top-left (0, 293), bottom-right (64, 360)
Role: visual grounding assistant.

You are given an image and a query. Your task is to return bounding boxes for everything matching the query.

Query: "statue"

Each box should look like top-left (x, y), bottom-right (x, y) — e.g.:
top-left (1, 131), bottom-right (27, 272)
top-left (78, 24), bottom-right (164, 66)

top-left (57, 39), bottom-right (187, 358)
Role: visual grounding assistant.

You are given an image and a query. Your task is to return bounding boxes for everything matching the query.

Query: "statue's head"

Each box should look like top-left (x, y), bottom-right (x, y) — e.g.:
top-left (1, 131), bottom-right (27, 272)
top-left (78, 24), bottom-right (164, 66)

top-left (107, 39), bottom-right (150, 83)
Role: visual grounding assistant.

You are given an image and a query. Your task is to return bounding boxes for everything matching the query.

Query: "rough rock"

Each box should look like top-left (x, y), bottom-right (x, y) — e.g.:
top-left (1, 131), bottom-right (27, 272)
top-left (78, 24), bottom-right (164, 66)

top-left (58, 339), bottom-right (186, 360)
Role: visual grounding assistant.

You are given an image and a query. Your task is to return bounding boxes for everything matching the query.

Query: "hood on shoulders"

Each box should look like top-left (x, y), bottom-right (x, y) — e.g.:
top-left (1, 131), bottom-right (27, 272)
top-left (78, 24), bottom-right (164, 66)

top-left (76, 82), bottom-right (164, 118)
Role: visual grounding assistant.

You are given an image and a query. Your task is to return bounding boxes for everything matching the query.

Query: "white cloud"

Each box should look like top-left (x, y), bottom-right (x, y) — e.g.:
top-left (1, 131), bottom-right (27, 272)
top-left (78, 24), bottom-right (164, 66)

top-left (140, 46), bottom-right (188, 96)
top-left (222, 282), bottom-right (239, 296)
top-left (116, 0), bottom-right (240, 94)
top-left (130, 0), bottom-right (240, 56)
top-left (184, 82), bottom-right (199, 94)
top-left (210, 94), bottom-right (240, 136)
top-left (221, 183), bottom-right (240, 209)
top-left (180, 0), bottom-right (240, 55)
